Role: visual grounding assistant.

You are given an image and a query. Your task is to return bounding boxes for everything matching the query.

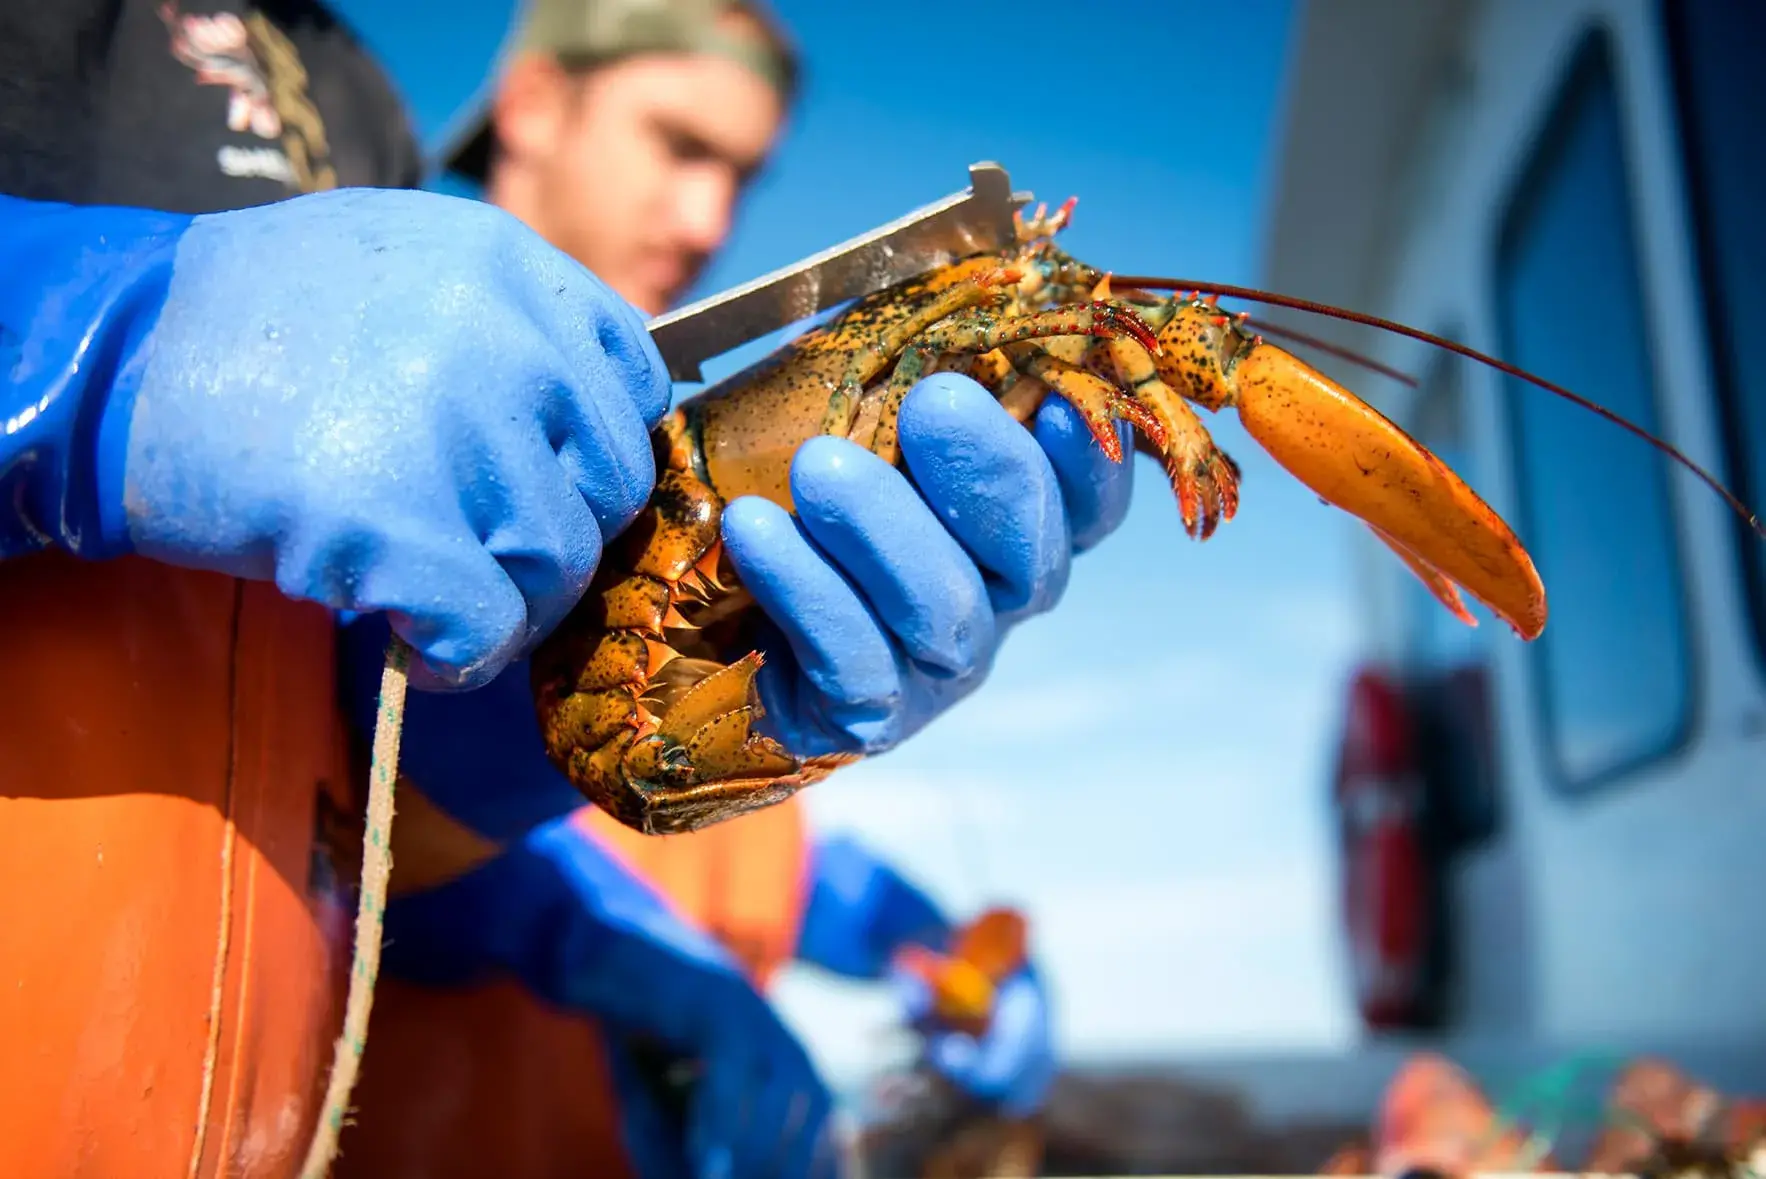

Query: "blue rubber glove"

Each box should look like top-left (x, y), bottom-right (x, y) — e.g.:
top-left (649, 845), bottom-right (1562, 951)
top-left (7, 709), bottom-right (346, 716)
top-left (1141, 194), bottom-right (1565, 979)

top-left (795, 835), bottom-right (1056, 1117)
top-left (0, 190), bottom-right (670, 690)
top-left (722, 373), bottom-right (1133, 756)
top-left (384, 814), bottom-right (840, 1179)
top-left (894, 963), bottom-right (1056, 1119)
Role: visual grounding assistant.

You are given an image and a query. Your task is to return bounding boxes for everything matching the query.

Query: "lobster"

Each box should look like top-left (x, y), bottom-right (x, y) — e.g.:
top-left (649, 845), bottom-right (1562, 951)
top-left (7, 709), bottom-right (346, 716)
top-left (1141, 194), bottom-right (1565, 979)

top-left (529, 194), bottom-right (1765, 836)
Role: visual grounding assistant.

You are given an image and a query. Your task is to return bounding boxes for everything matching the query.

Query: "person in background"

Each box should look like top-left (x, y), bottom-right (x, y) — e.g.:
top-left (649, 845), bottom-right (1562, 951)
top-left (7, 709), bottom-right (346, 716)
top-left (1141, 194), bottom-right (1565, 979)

top-left (330, 2), bottom-right (1098, 1177)
top-left (0, 0), bottom-right (1106, 1175)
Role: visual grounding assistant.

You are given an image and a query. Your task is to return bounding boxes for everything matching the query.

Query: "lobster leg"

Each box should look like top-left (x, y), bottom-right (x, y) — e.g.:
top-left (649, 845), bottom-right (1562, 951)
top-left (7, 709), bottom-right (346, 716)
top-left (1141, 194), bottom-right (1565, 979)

top-left (1086, 334), bottom-right (1243, 539)
top-left (820, 270), bottom-right (1020, 436)
top-left (944, 296), bottom-right (1243, 539)
top-left (1007, 344), bottom-right (1167, 463)
top-left (868, 345), bottom-right (936, 465)
top-left (910, 301), bottom-right (1161, 361)
top-left (831, 298), bottom-right (1164, 467)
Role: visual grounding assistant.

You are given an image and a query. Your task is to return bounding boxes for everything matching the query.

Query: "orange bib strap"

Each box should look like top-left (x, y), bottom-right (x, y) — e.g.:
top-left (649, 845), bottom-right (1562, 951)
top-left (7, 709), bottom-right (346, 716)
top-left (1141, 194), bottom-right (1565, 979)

top-left (573, 797), bottom-right (811, 987)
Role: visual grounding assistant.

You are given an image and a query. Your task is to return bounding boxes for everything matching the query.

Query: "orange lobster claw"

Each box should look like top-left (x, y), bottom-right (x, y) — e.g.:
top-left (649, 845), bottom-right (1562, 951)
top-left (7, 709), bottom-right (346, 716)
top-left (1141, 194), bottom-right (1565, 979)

top-left (1151, 302), bottom-right (1545, 640)
top-left (1230, 341), bottom-right (1546, 640)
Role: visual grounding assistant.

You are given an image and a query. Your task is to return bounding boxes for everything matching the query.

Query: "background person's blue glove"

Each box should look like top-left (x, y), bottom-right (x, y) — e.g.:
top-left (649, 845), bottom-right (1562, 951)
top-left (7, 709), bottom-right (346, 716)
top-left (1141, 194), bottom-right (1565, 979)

top-left (723, 373), bottom-right (1133, 756)
top-left (0, 190), bottom-right (670, 691)
top-left (893, 963), bottom-right (1057, 1119)
top-left (337, 371), bottom-right (1132, 840)
top-left (795, 835), bottom-right (1056, 1118)
top-left (383, 814), bottom-right (839, 1179)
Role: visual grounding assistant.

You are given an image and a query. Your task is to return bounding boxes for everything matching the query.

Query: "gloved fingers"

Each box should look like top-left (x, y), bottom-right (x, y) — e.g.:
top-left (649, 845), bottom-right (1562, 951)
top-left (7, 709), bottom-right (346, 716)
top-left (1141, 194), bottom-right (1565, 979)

top-left (927, 1031), bottom-right (986, 1090)
top-left (720, 496), bottom-right (904, 745)
top-left (788, 435), bottom-right (995, 679)
top-left (341, 351), bottom-right (632, 687)
top-left (354, 258), bottom-right (662, 673)
top-left (544, 340), bottom-right (667, 544)
top-left (1032, 394), bottom-right (1136, 554)
top-left (983, 974), bottom-right (1053, 1077)
top-left (282, 515), bottom-right (526, 691)
top-left (1002, 1041), bottom-right (1059, 1119)
top-left (446, 397), bottom-right (610, 655)
top-left (483, 218), bottom-right (670, 540)
top-left (929, 972), bottom-right (1052, 1104)
top-left (745, 618), bottom-right (876, 757)
top-left (895, 373), bottom-right (1070, 619)
top-left (117, 191), bottom-right (675, 695)
top-left (491, 217), bottom-right (674, 433)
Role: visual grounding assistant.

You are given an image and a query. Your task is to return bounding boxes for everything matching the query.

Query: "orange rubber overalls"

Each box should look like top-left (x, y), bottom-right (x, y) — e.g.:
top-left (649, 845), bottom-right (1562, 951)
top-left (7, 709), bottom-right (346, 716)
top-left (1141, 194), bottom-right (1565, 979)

top-left (0, 554), bottom-right (361, 1176)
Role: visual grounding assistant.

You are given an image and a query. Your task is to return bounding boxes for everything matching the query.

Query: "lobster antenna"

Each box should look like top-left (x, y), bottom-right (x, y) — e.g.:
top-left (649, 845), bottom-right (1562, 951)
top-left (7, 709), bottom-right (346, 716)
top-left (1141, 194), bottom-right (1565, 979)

top-left (1117, 282), bottom-right (1416, 387)
top-left (1112, 275), bottom-right (1766, 540)
top-left (1241, 315), bottom-right (1419, 388)
top-left (1113, 282), bottom-right (1418, 387)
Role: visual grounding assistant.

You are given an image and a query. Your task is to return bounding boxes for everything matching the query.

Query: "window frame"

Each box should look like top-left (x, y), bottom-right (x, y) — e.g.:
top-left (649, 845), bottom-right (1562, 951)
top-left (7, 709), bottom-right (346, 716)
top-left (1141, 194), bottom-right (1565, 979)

top-left (1658, 0), bottom-right (1766, 678)
top-left (1489, 23), bottom-right (1699, 799)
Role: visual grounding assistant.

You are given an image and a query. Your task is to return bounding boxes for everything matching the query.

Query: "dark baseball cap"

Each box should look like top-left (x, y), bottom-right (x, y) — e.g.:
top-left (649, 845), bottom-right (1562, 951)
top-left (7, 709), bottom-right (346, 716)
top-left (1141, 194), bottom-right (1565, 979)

top-left (437, 0), bottom-right (799, 184)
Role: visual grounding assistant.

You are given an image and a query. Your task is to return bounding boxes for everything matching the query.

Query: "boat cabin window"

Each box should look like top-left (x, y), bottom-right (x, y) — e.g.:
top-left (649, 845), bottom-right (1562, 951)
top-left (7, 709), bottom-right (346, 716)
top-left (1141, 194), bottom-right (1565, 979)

top-left (1662, 0), bottom-right (1766, 675)
top-left (1493, 30), bottom-right (1692, 793)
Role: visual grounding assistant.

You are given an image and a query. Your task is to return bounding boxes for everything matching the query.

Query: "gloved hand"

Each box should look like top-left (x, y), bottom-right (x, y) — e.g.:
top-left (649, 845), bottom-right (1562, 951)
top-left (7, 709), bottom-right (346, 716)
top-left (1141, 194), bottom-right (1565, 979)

top-left (894, 962), bottom-right (1056, 1119)
top-left (384, 813), bottom-right (840, 1179)
top-left (723, 372), bottom-right (1133, 756)
top-left (0, 190), bottom-right (670, 690)
top-left (336, 373), bottom-right (1133, 840)
top-left (795, 835), bottom-right (1056, 1119)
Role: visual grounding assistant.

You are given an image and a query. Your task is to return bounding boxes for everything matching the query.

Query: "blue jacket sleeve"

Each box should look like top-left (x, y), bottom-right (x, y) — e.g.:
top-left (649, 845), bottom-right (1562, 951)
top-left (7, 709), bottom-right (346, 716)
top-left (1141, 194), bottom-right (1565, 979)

top-left (384, 813), bottom-right (750, 1047)
top-left (794, 834), bottom-right (953, 979)
top-left (0, 195), bottom-right (192, 560)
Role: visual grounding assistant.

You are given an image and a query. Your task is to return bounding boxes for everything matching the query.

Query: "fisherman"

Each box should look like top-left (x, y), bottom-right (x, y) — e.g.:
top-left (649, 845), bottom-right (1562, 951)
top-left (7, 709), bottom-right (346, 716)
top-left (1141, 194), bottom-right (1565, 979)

top-left (327, 2), bottom-right (1090, 1177)
top-left (0, 0), bottom-right (1114, 1175)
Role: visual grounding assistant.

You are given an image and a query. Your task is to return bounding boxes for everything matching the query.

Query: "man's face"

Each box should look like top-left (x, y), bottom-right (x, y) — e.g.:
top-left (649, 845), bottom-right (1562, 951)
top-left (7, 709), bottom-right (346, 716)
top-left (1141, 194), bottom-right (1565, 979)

top-left (493, 43), bottom-right (784, 316)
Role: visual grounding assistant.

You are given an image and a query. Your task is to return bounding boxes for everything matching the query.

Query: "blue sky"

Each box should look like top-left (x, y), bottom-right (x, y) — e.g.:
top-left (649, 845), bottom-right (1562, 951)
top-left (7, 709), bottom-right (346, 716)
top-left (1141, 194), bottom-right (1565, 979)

top-left (331, 0), bottom-right (1364, 1082)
